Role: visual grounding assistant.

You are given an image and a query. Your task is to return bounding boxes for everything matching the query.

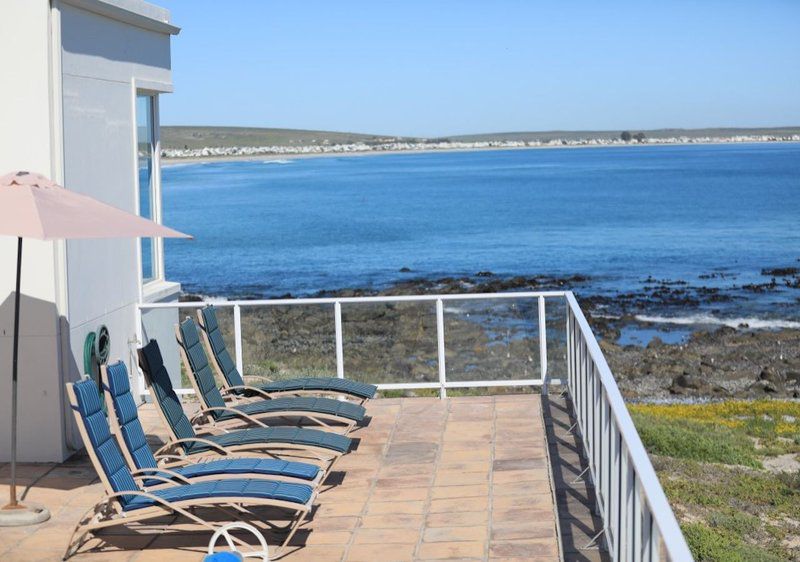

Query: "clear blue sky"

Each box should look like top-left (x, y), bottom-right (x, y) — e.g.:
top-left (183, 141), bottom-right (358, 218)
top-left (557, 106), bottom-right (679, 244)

top-left (158, 1), bottom-right (800, 137)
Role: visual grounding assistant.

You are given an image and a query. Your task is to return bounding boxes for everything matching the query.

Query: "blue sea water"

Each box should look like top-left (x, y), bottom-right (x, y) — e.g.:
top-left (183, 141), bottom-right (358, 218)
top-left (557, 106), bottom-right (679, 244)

top-left (163, 143), bottom-right (800, 322)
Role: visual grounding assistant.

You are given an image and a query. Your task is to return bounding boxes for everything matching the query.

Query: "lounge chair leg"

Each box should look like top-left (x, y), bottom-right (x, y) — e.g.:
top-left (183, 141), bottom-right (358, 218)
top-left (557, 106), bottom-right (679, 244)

top-left (319, 454), bottom-right (342, 490)
top-left (63, 527), bottom-right (86, 560)
top-left (326, 454), bottom-right (340, 475)
top-left (63, 520), bottom-right (93, 561)
top-left (273, 509), bottom-right (308, 559)
top-left (62, 501), bottom-right (107, 560)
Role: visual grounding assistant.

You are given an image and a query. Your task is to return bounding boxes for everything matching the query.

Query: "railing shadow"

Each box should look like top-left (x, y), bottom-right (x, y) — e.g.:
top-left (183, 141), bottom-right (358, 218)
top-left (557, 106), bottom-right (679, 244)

top-left (543, 393), bottom-right (610, 562)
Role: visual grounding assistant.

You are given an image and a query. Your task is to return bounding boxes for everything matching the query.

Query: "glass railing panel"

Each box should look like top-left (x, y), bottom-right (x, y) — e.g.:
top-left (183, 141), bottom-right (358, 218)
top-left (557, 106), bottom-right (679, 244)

top-left (239, 304), bottom-right (337, 380)
top-left (341, 301), bottom-right (438, 391)
top-left (545, 296), bottom-right (568, 382)
top-left (442, 297), bottom-right (541, 386)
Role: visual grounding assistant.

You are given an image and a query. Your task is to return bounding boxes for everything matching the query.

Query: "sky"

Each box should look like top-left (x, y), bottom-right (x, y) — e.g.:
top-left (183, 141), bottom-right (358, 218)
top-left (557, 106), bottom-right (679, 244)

top-left (157, 1), bottom-right (800, 138)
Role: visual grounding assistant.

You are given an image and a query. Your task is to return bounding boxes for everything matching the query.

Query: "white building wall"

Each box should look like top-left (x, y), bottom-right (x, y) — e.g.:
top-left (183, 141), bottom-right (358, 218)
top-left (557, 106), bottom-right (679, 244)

top-left (59, 2), bottom-right (180, 453)
top-left (0, 0), bottom-right (179, 462)
top-left (0, 0), bottom-right (68, 462)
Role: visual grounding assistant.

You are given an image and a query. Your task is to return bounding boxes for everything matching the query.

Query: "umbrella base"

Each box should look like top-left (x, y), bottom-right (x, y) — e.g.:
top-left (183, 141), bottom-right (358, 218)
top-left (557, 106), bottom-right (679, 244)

top-left (0, 501), bottom-right (50, 526)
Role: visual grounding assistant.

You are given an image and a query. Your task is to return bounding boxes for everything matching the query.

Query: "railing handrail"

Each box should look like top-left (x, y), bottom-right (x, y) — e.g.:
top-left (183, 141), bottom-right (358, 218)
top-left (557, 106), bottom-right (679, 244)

top-left (565, 291), bottom-right (692, 561)
top-left (138, 290), bottom-right (568, 309)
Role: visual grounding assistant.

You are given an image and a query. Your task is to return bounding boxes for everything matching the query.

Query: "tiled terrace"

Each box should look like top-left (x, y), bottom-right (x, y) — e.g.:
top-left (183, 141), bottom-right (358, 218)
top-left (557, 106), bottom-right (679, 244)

top-left (0, 395), bottom-right (573, 562)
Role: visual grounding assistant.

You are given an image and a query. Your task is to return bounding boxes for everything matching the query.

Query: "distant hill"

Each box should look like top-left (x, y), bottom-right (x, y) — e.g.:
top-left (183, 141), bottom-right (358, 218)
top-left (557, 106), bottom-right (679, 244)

top-left (162, 125), bottom-right (800, 150)
top-left (161, 126), bottom-right (420, 150)
top-left (447, 127), bottom-right (800, 143)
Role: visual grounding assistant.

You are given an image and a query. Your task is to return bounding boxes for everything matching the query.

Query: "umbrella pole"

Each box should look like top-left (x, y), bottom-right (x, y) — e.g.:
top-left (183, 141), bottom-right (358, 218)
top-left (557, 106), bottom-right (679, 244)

top-left (0, 237), bottom-right (47, 524)
top-left (4, 237), bottom-right (22, 510)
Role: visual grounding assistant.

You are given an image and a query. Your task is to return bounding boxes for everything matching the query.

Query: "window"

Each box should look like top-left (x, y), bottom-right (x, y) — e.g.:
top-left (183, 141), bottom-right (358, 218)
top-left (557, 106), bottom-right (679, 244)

top-left (136, 94), bottom-right (158, 283)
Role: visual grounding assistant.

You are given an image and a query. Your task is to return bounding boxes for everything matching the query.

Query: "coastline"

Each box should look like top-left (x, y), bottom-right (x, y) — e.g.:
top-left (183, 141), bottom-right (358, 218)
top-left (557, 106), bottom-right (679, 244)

top-left (162, 138), bottom-right (800, 166)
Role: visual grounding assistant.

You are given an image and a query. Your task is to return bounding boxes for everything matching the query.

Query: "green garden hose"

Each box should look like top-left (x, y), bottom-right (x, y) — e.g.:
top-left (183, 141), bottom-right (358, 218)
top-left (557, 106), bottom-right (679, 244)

top-left (83, 325), bottom-right (110, 411)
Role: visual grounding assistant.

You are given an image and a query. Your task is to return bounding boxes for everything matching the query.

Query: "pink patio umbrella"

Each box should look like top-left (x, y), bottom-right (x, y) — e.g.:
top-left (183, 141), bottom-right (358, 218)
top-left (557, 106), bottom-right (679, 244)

top-left (0, 171), bottom-right (190, 525)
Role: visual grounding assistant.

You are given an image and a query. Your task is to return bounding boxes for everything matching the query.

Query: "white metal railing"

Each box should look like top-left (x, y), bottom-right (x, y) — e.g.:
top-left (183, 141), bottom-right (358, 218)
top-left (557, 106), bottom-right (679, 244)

top-left (565, 292), bottom-right (693, 561)
top-left (136, 290), bottom-right (692, 560)
top-left (137, 290), bottom-right (565, 397)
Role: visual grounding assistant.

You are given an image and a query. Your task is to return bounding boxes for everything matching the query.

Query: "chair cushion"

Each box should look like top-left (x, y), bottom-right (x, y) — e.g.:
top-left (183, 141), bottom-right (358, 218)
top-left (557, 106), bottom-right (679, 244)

top-left (180, 318), bottom-right (227, 411)
top-left (105, 361), bottom-right (159, 470)
top-left (139, 340), bottom-right (197, 443)
top-left (72, 379), bottom-right (139, 505)
top-left (216, 396), bottom-right (365, 423)
top-left (171, 458), bottom-right (320, 482)
top-left (124, 479), bottom-right (313, 511)
top-left (261, 377), bottom-right (377, 400)
top-left (185, 426), bottom-right (351, 455)
top-left (201, 306), bottom-right (246, 388)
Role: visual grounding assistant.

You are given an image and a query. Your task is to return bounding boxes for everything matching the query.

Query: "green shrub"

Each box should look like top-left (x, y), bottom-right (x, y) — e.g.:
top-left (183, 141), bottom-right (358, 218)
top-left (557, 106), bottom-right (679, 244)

top-left (632, 412), bottom-right (760, 467)
top-left (683, 523), bottom-right (784, 562)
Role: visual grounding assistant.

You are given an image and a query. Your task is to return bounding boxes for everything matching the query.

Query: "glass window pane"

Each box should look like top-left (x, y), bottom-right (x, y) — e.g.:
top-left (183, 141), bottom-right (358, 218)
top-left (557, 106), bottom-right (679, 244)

top-left (136, 94), bottom-right (156, 283)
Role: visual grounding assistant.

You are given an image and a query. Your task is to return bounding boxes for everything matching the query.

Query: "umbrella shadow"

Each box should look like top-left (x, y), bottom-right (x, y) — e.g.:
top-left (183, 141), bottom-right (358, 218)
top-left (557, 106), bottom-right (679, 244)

top-left (1, 290), bottom-right (99, 495)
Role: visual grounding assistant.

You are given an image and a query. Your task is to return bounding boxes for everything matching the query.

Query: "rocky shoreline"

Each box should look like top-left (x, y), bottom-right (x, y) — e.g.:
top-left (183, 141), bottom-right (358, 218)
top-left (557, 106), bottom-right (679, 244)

top-left (183, 267), bottom-right (800, 402)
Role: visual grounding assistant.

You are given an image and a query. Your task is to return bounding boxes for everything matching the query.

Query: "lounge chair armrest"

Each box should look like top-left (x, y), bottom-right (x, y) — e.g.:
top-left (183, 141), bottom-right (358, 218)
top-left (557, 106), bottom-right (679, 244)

top-left (155, 437), bottom-right (230, 457)
top-left (156, 453), bottom-right (192, 465)
top-left (131, 467), bottom-right (192, 486)
top-left (195, 406), bottom-right (269, 429)
top-left (134, 473), bottom-right (179, 488)
top-left (190, 410), bottom-right (214, 426)
top-left (218, 387), bottom-right (246, 403)
top-left (194, 424), bottom-right (230, 435)
top-left (225, 384), bottom-right (276, 401)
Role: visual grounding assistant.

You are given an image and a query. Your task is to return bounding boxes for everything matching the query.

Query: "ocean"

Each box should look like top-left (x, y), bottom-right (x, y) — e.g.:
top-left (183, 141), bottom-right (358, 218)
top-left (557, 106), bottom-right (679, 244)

top-left (163, 142), bottom-right (800, 325)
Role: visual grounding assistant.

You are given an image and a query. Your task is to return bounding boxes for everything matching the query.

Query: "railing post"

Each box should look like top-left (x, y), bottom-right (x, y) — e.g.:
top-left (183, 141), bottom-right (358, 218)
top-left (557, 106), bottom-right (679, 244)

top-left (334, 301), bottom-right (344, 379)
top-left (538, 296), bottom-right (548, 395)
top-left (233, 304), bottom-right (244, 375)
top-left (436, 298), bottom-right (447, 400)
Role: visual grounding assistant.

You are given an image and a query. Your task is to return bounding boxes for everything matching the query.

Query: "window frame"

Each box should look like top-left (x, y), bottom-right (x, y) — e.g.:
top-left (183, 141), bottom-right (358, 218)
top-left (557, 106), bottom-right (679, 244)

top-left (134, 90), bottom-right (164, 289)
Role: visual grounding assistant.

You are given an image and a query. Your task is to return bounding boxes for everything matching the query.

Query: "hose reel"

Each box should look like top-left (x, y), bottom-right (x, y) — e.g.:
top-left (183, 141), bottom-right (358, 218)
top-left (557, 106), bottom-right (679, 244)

top-left (83, 325), bottom-right (110, 411)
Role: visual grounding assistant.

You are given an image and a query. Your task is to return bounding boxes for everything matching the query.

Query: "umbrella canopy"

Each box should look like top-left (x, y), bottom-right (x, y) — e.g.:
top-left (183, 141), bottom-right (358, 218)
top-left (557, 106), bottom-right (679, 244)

top-left (0, 171), bottom-right (190, 240)
top-left (0, 170), bottom-right (190, 523)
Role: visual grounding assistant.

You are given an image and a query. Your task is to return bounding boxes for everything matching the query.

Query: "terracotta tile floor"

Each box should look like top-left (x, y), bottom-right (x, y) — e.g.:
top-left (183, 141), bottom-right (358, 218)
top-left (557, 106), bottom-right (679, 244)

top-left (0, 395), bottom-right (558, 561)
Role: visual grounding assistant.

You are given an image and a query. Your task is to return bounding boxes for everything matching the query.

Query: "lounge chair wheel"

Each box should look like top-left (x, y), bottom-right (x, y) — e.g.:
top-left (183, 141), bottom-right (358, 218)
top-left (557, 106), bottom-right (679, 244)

top-left (207, 522), bottom-right (270, 561)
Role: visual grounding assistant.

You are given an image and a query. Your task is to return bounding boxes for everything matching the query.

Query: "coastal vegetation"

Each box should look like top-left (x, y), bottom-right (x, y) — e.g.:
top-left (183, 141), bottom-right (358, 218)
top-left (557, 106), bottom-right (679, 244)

top-left (161, 126), bottom-right (415, 150)
top-left (631, 401), bottom-right (800, 561)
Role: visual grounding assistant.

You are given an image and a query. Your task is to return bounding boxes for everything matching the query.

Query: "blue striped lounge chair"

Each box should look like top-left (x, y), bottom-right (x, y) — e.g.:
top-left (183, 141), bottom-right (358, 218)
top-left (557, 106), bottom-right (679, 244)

top-left (101, 360), bottom-right (323, 488)
top-left (64, 379), bottom-right (315, 560)
top-left (198, 305), bottom-right (377, 404)
top-left (137, 339), bottom-right (351, 473)
top-left (177, 317), bottom-right (366, 433)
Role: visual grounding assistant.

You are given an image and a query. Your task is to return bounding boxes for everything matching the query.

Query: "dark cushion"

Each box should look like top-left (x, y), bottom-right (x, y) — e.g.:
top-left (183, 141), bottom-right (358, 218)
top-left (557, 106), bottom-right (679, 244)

top-left (124, 478), bottom-right (313, 511)
top-left (186, 426), bottom-right (351, 455)
top-left (72, 379), bottom-right (139, 505)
